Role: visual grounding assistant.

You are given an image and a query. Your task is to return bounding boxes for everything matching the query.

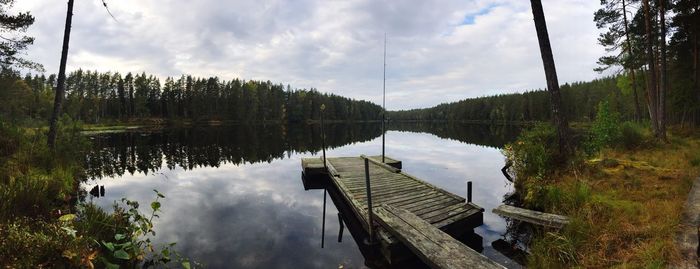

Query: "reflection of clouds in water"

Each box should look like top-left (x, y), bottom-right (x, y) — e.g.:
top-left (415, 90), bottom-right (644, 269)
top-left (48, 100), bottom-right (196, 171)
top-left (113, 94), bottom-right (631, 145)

top-left (86, 129), bottom-right (514, 268)
top-left (88, 158), bottom-right (367, 269)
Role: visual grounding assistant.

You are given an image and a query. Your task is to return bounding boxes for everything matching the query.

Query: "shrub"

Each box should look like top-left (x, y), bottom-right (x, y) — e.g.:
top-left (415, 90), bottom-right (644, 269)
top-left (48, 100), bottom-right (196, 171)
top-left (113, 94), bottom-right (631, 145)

top-left (586, 100), bottom-right (621, 154)
top-left (620, 121), bottom-right (645, 149)
top-left (503, 123), bottom-right (558, 181)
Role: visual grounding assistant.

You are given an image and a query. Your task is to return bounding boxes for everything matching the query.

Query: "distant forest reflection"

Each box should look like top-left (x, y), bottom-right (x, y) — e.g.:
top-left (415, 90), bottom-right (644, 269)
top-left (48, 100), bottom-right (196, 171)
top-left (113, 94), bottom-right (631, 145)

top-left (388, 122), bottom-right (521, 148)
top-left (84, 123), bottom-right (520, 179)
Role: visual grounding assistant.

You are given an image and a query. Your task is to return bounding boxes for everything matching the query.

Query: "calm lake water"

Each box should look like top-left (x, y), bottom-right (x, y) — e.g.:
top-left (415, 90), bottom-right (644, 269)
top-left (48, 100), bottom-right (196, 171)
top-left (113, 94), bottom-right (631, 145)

top-left (81, 123), bottom-right (524, 268)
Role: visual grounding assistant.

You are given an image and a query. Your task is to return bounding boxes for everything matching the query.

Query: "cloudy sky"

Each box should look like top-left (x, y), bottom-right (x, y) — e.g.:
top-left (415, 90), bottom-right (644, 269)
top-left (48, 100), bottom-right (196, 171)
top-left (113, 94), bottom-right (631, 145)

top-left (15, 0), bottom-right (607, 110)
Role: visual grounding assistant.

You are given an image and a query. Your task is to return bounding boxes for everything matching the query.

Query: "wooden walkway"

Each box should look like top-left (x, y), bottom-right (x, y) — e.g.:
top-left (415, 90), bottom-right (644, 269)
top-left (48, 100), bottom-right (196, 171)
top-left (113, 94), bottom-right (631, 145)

top-left (493, 204), bottom-right (570, 229)
top-left (375, 204), bottom-right (504, 269)
top-left (302, 155), bottom-right (492, 267)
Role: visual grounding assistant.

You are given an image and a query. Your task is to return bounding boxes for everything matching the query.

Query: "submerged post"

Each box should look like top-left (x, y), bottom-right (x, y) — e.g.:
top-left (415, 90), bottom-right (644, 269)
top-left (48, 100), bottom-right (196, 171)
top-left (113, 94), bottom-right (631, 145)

top-left (337, 212), bottom-right (344, 243)
top-left (467, 181), bottom-right (472, 203)
top-left (364, 158), bottom-right (375, 243)
top-left (321, 189), bottom-right (326, 248)
top-left (320, 104), bottom-right (327, 169)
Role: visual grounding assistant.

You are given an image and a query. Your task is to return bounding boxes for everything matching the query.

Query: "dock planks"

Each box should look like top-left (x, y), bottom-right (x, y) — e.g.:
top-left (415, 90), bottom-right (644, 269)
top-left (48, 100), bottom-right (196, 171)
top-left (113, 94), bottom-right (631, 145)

top-left (375, 204), bottom-right (505, 269)
top-left (302, 155), bottom-right (487, 266)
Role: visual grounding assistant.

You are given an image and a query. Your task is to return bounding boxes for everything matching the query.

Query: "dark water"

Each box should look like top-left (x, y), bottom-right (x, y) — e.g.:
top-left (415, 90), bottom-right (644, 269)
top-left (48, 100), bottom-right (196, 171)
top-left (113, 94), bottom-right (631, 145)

top-left (81, 123), bottom-right (524, 268)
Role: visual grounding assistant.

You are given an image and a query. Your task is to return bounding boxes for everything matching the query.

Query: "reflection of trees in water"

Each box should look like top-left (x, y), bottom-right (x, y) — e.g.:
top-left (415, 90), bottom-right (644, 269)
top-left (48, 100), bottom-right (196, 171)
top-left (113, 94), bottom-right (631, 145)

top-left (388, 122), bottom-right (521, 148)
top-left (84, 124), bottom-right (381, 179)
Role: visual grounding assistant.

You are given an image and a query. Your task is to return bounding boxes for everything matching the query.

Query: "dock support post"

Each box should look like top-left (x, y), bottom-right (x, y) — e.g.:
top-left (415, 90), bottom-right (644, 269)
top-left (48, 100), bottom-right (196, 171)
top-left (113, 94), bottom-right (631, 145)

top-left (321, 189), bottom-right (326, 248)
top-left (364, 158), bottom-right (375, 244)
top-left (337, 212), bottom-right (344, 243)
top-left (467, 181), bottom-right (472, 203)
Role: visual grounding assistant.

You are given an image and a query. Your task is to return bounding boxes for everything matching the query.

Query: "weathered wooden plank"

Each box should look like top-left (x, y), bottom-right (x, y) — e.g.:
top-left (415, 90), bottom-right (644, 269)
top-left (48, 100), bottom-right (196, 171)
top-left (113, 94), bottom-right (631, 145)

top-left (388, 191), bottom-right (445, 208)
top-left (374, 205), bottom-right (504, 269)
top-left (404, 196), bottom-right (457, 212)
top-left (365, 190), bottom-right (439, 208)
top-left (301, 157), bottom-right (324, 170)
top-left (367, 155), bottom-right (402, 169)
top-left (433, 207), bottom-right (482, 228)
top-left (361, 154), bottom-right (402, 173)
top-left (492, 205), bottom-right (569, 229)
top-left (422, 203), bottom-right (473, 223)
top-left (353, 184), bottom-right (427, 200)
top-left (345, 180), bottom-right (423, 193)
top-left (412, 199), bottom-right (463, 217)
top-left (341, 175), bottom-right (410, 187)
top-left (342, 179), bottom-right (419, 191)
top-left (399, 172), bottom-right (466, 202)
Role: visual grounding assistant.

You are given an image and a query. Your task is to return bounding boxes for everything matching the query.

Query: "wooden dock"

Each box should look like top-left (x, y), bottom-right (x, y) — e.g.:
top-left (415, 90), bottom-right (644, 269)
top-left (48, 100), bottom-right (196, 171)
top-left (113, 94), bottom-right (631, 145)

top-left (492, 204), bottom-right (570, 229)
top-left (302, 155), bottom-right (499, 268)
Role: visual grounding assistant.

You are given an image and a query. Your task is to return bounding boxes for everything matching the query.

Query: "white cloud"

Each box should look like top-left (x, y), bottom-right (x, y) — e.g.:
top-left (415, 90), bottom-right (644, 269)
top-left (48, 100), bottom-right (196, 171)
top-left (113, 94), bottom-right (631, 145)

top-left (16, 0), bottom-right (606, 110)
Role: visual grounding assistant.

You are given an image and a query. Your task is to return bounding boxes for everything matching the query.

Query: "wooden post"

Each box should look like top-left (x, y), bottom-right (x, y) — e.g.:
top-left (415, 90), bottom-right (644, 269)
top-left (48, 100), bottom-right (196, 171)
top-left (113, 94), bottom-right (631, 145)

top-left (364, 158), bottom-right (375, 243)
top-left (467, 181), bottom-right (472, 203)
top-left (321, 189), bottom-right (326, 248)
top-left (337, 212), bottom-right (344, 243)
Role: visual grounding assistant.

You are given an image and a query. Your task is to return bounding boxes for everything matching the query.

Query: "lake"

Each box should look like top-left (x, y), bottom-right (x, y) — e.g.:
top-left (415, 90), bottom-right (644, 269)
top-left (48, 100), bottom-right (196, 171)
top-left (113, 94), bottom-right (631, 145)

top-left (81, 123), bottom-right (524, 268)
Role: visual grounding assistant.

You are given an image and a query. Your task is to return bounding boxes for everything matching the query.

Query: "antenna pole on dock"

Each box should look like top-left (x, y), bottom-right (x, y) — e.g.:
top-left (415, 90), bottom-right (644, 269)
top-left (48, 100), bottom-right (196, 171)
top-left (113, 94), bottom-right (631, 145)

top-left (382, 33), bottom-right (387, 163)
top-left (321, 104), bottom-right (327, 169)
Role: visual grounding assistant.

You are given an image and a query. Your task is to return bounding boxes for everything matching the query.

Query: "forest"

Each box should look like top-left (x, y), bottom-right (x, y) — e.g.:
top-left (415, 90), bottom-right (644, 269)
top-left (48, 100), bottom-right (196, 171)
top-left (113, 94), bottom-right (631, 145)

top-left (0, 69), bottom-right (383, 124)
top-left (1, 0), bottom-right (700, 267)
top-left (391, 0), bottom-right (700, 130)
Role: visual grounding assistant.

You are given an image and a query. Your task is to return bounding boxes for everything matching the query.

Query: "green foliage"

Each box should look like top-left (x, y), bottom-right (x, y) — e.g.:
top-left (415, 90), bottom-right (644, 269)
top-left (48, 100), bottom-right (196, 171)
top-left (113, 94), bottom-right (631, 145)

top-left (690, 151), bottom-right (700, 167)
top-left (503, 123), bottom-right (558, 181)
top-left (12, 70), bottom-right (383, 124)
top-left (528, 218), bottom-right (590, 268)
top-left (0, 218), bottom-right (96, 268)
top-left (619, 121), bottom-right (645, 149)
top-left (95, 190), bottom-right (197, 268)
top-left (0, 2), bottom-right (42, 71)
top-left (586, 100), bottom-right (622, 154)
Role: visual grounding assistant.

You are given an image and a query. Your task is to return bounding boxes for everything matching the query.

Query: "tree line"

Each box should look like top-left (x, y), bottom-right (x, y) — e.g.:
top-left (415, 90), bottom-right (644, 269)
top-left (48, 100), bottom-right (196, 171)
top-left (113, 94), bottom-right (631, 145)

top-left (85, 123), bottom-right (382, 179)
top-left (391, 0), bottom-right (700, 134)
top-left (389, 77), bottom-right (635, 123)
top-left (1, 69), bottom-right (383, 124)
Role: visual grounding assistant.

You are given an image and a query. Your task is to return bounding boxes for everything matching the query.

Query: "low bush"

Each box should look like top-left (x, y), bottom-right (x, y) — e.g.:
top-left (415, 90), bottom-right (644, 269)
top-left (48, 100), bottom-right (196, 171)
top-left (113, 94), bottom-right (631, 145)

top-left (503, 123), bottom-right (558, 181)
top-left (620, 121), bottom-right (646, 149)
top-left (585, 101), bottom-right (621, 154)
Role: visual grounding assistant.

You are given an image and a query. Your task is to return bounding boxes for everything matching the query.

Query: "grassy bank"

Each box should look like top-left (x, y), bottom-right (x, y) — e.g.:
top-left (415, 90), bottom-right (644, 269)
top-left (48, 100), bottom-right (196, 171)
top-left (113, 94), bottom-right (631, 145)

top-left (505, 107), bottom-right (700, 267)
top-left (0, 117), bottom-right (193, 268)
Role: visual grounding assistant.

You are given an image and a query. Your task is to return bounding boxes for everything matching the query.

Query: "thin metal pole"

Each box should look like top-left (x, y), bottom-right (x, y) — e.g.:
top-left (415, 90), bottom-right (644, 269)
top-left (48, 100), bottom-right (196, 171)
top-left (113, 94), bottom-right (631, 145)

top-left (467, 181), bottom-right (473, 203)
top-left (364, 158), bottom-right (375, 243)
top-left (382, 34), bottom-right (387, 163)
top-left (321, 107), bottom-right (327, 169)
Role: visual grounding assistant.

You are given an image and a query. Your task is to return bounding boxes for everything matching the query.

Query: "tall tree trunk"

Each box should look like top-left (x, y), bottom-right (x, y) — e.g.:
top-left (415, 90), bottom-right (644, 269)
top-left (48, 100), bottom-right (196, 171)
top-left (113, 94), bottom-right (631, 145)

top-left (695, 2), bottom-right (699, 127)
top-left (47, 0), bottom-right (74, 149)
top-left (642, 0), bottom-right (660, 136)
top-left (658, 0), bottom-right (667, 139)
top-left (622, 0), bottom-right (642, 121)
top-left (530, 0), bottom-right (570, 156)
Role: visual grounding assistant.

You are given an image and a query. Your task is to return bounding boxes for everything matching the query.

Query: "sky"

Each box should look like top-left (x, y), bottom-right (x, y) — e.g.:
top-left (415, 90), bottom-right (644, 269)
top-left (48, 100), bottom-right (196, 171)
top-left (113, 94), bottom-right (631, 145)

top-left (14, 0), bottom-right (608, 110)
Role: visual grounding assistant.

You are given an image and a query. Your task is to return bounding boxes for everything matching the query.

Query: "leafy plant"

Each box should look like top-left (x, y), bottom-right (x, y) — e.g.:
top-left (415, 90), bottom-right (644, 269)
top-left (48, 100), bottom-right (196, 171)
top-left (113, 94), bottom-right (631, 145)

top-left (96, 189), bottom-right (196, 268)
top-left (502, 123), bottom-right (558, 180)
top-left (586, 100), bottom-right (622, 154)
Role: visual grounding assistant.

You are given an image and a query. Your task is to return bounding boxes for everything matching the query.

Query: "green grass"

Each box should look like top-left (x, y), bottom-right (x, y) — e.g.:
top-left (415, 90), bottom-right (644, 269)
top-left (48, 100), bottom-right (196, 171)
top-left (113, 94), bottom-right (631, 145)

top-left (509, 125), bottom-right (699, 268)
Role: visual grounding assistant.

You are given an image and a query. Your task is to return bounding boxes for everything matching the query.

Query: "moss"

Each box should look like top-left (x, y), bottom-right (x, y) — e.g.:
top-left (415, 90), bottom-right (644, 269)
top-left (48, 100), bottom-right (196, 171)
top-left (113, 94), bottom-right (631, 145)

top-left (510, 126), bottom-right (700, 268)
